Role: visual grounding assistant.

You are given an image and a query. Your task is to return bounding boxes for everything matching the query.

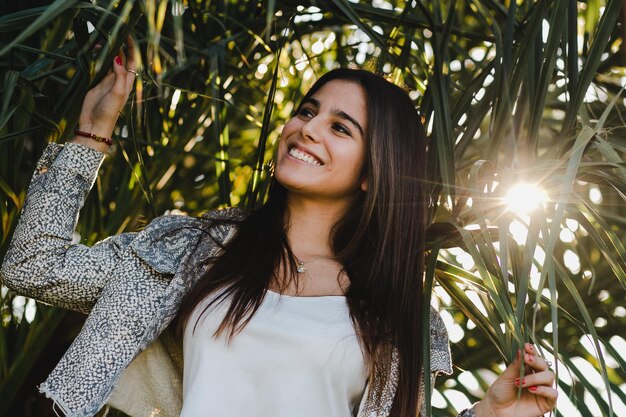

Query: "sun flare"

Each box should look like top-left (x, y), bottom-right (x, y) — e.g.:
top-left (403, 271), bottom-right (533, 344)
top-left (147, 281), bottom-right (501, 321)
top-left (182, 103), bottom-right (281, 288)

top-left (504, 183), bottom-right (547, 215)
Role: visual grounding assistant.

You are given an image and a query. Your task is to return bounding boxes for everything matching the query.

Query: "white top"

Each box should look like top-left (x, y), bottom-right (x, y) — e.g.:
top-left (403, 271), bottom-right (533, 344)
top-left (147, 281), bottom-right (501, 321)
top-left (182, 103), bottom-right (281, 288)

top-left (180, 288), bottom-right (368, 417)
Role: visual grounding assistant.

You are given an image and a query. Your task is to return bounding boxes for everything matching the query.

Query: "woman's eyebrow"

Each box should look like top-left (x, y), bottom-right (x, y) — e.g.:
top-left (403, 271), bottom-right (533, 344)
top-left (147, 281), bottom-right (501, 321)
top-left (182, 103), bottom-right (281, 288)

top-left (304, 97), bottom-right (365, 137)
top-left (335, 109), bottom-right (364, 137)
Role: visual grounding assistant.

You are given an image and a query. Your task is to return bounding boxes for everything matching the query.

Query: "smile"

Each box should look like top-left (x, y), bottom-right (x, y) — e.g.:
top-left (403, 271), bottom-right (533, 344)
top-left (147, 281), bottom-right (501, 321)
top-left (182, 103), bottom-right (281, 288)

top-left (288, 147), bottom-right (323, 166)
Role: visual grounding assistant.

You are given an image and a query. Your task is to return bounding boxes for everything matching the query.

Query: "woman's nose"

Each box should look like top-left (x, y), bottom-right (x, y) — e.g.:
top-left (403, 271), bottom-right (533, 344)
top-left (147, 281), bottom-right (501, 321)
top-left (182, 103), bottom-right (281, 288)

top-left (301, 116), bottom-right (322, 142)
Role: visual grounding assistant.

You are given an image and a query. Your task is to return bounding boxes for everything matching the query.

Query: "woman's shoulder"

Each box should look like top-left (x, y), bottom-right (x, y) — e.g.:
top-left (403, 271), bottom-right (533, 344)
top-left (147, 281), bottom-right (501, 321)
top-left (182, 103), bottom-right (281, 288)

top-left (139, 207), bottom-right (247, 238)
top-left (201, 206), bottom-right (248, 222)
top-left (126, 207), bottom-right (248, 275)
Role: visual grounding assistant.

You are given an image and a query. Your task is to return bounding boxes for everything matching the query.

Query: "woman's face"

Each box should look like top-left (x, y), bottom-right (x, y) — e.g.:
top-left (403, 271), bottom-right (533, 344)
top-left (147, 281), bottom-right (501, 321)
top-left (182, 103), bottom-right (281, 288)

top-left (275, 79), bottom-right (368, 204)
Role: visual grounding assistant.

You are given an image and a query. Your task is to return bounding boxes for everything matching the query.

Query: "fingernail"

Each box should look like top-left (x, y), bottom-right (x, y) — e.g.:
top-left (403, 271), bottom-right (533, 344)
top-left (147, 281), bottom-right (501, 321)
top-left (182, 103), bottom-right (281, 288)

top-left (514, 378), bottom-right (519, 385)
top-left (526, 342), bottom-right (533, 351)
top-left (115, 55), bottom-right (122, 65)
top-left (527, 354), bottom-right (533, 362)
top-left (529, 386), bottom-right (538, 391)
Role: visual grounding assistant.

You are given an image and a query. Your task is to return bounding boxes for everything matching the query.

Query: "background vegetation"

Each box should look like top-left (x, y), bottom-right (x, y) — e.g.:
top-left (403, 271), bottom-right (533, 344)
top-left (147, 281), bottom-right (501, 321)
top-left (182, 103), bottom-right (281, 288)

top-left (1, 0), bottom-right (625, 416)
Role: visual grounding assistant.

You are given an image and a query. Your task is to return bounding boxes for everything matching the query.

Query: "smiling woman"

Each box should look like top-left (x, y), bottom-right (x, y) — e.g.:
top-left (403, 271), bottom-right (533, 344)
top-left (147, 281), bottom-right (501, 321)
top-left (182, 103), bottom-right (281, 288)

top-left (175, 68), bottom-right (439, 416)
top-left (275, 79), bottom-right (368, 203)
top-left (1, 66), bottom-right (557, 417)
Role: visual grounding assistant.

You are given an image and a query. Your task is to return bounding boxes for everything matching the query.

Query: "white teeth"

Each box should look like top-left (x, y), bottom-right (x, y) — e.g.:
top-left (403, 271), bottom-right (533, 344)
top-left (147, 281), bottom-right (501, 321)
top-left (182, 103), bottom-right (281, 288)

top-left (288, 147), bottom-right (322, 166)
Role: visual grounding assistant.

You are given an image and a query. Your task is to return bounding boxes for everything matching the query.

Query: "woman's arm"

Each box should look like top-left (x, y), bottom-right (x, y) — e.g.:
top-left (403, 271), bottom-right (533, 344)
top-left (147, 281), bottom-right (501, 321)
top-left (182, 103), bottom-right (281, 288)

top-left (1, 39), bottom-right (143, 312)
top-left (0, 140), bottom-right (216, 314)
top-left (1, 142), bottom-right (136, 313)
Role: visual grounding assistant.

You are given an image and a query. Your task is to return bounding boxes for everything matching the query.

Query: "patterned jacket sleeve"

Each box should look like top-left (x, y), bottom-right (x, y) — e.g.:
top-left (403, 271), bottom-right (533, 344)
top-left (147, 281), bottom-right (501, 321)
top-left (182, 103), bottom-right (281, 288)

top-left (429, 306), bottom-right (454, 376)
top-left (420, 306), bottom-right (454, 415)
top-left (0, 142), bottom-right (194, 314)
top-left (429, 308), bottom-right (478, 417)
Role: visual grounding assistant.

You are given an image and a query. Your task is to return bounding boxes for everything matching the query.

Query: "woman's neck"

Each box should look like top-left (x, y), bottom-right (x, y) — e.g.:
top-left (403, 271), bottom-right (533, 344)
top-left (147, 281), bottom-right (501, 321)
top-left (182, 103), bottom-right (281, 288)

top-left (284, 194), bottom-right (350, 258)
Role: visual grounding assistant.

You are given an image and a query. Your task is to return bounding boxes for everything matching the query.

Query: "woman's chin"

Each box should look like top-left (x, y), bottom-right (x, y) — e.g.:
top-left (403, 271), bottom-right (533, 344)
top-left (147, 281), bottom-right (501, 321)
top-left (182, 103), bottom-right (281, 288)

top-left (274, 167), bottom-right (312, 189)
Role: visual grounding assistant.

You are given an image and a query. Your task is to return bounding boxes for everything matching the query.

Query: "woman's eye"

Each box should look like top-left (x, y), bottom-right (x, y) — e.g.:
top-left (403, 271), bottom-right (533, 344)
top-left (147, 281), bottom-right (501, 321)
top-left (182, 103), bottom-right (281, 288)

top-left (298, 108), bottom-right (315, 118)
top-left (332, 123), bottom-right (350, 136)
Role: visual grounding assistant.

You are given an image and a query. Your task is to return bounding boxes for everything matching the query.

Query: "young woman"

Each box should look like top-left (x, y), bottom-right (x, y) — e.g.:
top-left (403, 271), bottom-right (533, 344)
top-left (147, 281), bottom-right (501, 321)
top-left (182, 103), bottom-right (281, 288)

top-left (1, 39), bottom-right (557, 417)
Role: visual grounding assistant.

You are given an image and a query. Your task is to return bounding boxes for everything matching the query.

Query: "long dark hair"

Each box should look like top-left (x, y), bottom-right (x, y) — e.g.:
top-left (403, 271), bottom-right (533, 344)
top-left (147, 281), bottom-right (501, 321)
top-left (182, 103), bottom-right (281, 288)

top-left (175, 68), bottom-right (428, 417)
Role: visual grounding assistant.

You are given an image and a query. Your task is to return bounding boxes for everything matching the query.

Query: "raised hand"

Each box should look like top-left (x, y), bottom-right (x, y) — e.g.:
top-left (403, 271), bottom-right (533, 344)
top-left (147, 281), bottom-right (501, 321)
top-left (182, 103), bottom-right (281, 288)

top-left (73, 36), bottom-right (137, 152)
top-left (474, 343), bottom-right (558, 417)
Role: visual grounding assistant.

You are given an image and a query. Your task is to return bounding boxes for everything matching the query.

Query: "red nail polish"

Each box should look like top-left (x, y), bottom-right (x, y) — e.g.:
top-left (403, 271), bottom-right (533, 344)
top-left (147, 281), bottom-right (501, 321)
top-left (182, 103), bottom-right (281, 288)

top-left (115, 55), bottom-right (122, 65)
top-left (514, 378), bottom-right (519, 385)
top-left (529, 386), bottom-right (538, 391)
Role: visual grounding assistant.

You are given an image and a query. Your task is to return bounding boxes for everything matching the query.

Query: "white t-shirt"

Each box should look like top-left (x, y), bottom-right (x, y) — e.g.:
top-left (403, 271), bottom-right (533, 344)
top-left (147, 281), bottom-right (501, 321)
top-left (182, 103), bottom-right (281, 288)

top-left (180, 288), bottom-right (368, 417)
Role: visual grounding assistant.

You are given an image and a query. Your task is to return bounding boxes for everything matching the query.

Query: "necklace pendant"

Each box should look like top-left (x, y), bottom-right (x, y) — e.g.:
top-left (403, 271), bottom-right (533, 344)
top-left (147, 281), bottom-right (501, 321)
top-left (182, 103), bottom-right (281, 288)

top-left (296, 262), bottom-right (307, 273)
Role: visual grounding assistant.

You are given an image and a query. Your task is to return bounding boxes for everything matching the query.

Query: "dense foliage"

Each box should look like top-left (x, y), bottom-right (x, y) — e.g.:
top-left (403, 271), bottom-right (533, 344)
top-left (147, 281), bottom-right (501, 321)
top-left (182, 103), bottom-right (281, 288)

top-left (1, 1), bottom-right (625, 416)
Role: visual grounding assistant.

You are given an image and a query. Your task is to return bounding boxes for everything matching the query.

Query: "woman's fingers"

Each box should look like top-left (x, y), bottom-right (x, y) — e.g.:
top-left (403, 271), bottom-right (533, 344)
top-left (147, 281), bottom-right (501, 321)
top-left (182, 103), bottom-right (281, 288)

top-left (124, 36), bottom-right (138, 94)
top-left (519, 342), bottom-right (557, 410)
top-left (111, 54), bottom-right (129, 101)
top-left (125, 36), bottom-right (137, 72)
top-left (526, 384), bottom-right (559, 411)
top-left (113, 36), bottom-right (138, 97)
top-left (527, 385), bottom-right (559, 400)
top-left (515, 369), bottom-right (555, 389)
top-left (105, 36), bottom-right (138, 110)
top-left (524, 351), bottom-right (551, 371)
top-left (523, 343), bottom-right (552, 372)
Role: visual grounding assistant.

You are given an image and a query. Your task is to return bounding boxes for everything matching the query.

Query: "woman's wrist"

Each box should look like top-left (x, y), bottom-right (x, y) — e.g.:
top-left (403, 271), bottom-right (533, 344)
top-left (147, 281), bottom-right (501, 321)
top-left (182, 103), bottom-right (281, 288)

top-left (77, 123), bottom-right (114, 140)
top-left (70, 135), bottom-right (110, 154)
top-left (473, 400), bottom-right (497, 417)
top-left (71, 124), bottom-right (113, 153)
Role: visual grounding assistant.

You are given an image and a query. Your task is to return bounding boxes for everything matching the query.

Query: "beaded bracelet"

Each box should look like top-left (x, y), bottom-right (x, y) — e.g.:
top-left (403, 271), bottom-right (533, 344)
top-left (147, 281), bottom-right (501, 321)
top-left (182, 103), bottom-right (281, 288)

top-left (74, 130), bottom-right (113, 146)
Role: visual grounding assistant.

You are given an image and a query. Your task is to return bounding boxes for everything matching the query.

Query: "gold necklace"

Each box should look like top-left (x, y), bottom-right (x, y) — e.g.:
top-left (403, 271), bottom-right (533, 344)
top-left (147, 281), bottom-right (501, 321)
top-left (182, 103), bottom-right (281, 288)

top-left (294, 255), bottom-right (337, 273)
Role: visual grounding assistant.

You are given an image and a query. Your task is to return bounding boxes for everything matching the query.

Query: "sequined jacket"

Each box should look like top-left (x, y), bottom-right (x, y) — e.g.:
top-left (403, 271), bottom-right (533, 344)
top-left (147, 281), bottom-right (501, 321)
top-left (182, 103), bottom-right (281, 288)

top-left (0, 142), bottom-right (456, 417)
